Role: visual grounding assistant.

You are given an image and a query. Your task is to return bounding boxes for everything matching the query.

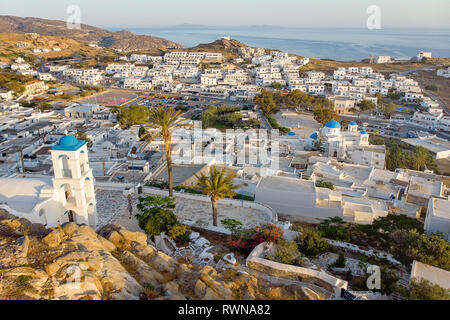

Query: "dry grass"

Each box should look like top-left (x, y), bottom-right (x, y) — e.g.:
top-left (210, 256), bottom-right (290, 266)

top-left (301, 58), bottom-right (439, 74)
top-left (409, 70), bottom-right (450, 112)
top-left (0, 32), bottom-right (116, 63)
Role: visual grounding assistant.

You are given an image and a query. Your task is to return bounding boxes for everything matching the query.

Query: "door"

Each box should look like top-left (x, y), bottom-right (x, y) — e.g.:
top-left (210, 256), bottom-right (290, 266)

top-left (68, 210), bottom-right (75, 223)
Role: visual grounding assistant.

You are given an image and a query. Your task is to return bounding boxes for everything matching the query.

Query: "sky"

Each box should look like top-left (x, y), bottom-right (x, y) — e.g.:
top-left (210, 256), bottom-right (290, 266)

top-left (1, 0), bottom-right (450, 28)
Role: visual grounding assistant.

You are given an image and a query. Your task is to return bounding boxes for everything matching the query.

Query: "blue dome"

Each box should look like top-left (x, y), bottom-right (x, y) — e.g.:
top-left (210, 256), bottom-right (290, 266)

top-left (58, 135), bottom-right (78, 147)
top-left (360, 130), bottom-right (368, 135)
top-left (51, 135), bottom-right (86, 151)
top-left (349, 122), bottom-right (357, 126)
top-left (288, 132), bottom-right (296, 136)
top-left (310, 132), bottom-right (318, 139)
top-left (324, 120), bottom-right (341, 129)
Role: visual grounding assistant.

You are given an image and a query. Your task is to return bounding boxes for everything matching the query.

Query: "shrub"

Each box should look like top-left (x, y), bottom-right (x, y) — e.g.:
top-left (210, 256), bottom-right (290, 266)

top-left (318, 217), bottom-right (350, 242)
top-left (227, 223), bottom-right (284, 253)
top-left (135, 196), bottom-right (178, 236)
top-left (333, 252), bottom-right (346, 268)
top-left (297, 228), bottom-right (330, 258)
top-left (168, 224), bottom-right (190, 244)
top-left (408, 279), bottom-right (450, 300)
top-left (425, 85), bottom-right (437, 91)
top-left (269, 240), bottom-right (303, 265)
top-left (390, 229), bottom-right (450, 270)
top-left (142, 284), bottom-right (161, 299)
top-left (221, 219), bottom-right (244, 234)
top-left (315, 180), bottom-right (335, 190)
top-left (253, 223), bottom-right (284, 244)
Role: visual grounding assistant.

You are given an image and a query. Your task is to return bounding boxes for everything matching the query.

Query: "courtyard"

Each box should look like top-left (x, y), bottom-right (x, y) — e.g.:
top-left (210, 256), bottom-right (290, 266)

top-left (274, 111), bottom-right (320, 140)
top-left (95, 188), bottom-right (273, 232)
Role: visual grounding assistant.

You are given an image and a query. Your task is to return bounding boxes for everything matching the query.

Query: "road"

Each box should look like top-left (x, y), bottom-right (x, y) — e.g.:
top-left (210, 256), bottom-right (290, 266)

top-left (339, 114), bottom-right (450, 140)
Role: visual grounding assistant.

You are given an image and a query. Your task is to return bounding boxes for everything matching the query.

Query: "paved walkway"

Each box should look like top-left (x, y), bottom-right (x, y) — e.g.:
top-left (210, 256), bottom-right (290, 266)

top-left (95, 188), bottom-right (271, 232)
top-left (274, 111), bottom-right (320, 139)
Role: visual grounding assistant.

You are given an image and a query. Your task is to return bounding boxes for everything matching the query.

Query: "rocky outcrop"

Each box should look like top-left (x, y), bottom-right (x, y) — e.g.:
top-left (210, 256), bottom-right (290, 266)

top-left (0, 211), bottom-right (326, 300)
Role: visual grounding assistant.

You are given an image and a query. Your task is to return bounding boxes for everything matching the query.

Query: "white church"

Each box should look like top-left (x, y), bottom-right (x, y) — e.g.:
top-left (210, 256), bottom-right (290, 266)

top-left (0, 135), bottom-right (97, 228)
top-left (305, 120), bottom-right (386, 169)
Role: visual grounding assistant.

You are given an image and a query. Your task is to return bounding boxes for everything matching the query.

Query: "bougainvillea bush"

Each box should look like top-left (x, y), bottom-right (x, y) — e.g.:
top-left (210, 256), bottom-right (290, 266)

top-left (227, 222), bottom-right (284, 254)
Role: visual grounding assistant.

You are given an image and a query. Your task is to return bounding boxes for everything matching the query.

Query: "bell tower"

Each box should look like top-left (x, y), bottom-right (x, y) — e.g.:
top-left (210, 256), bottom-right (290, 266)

top-left (50, 135), bottom-right (97, 227)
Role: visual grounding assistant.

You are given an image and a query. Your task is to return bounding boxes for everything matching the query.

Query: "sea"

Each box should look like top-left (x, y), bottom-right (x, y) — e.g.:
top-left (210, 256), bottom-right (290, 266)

top-left (106, 25), bottom-right (450, 62)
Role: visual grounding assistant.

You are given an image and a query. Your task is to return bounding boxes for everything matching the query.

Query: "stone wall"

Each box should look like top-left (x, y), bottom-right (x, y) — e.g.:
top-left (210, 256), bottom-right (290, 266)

top-left (246, 243), bottom-right (348, 297)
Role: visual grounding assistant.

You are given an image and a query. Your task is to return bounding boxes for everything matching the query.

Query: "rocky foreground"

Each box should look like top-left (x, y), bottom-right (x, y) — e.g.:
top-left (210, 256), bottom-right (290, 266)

top-left (0, 209), bottom-right (324, 300)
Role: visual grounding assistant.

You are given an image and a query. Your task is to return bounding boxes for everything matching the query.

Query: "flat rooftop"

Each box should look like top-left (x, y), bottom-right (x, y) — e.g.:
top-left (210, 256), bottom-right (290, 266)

top-left (431, 198), bottom-right (450, 219)
top-left (409, 176), bottom-right (443, 198)
top-left (403, 137), bottom-right (450, 154)
top-left (257, 175), bottom-right (315, 193)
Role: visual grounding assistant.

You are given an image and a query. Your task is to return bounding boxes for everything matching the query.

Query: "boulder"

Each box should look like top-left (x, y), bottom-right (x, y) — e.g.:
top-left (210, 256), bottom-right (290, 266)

top-left (53, 281), bottom-right (102, 300)
top-left (0, 209), bottom-right (16, 221)
top-left (99, 252), bottom-right (143, 299)
top-left (118, 251), bottom-right (165, 286)
top-left (0, 219), bottom-right (24, 236)
top-left (161, 281), bottom-right (186, 300)
top-left (42, 228), bottom-right (65, 248)
top-left (107, 231), bottom-right (128, 250)
top-left (150, 251), bottom-right (179, 274)
top-left (129, 242), bottom-right (157, 262)
top-left (194, 279), bottom-right (207, 298)
top-left (203, 287), bottom-right (222, 300)
top-left (61, 222), bottom-right (78, 237)
top-left (199, 266), bottom-right (234, 299)
top-left (119, 229), bottom-right (147, 246)
top-left (15, 235), bottom-right (30, 258)
top-left (77, 225), bottom-right (98, 239)
top-left (44, 251), bottom-right (90, 276)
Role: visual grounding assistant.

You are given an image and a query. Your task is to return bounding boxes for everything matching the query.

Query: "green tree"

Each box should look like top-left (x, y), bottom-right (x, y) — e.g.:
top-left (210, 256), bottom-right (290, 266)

top-left (412, 147), bottom-right (430, 171)
top-left (135, 196), bottom-right (177, 236)
top-left (313, 106), bottom-right (339, 126)
top-left (333, 252), bottom-right (346, 268)
top-left (139, 107), bottom-right (187, 197)
top-left (272, 82), bottom-right (283, 90)
top-left (192, 166), bottom-right (243, 227)
top-left (315, 180), bottom-right (335, 190)
top-left (254, 89), bottom-right (279, 115)
top-left (296, 227), bottom-right (330, 258)
top-left (358, 99), bottom-right (377, 111)
top-left (199, 62), bottom-right (210, 70)
top-left (386, 144), bottom-right (405, 171)
top-left (270, 240), bottom-right (302, 265)
top-left (408, 279), bottom-right (450, 300)
top-left (375, 92), bottom-right (384, 105)
top-left (380, 102), bottom-right (397, 118)
top-left (390, 229), bottom-right (450, 270)
top-left (38, 103), bottom-right (53, 112)
top-left (113, 104), bottom-right (150, 128)
top-left (318, 217), bottom-right (350, 242)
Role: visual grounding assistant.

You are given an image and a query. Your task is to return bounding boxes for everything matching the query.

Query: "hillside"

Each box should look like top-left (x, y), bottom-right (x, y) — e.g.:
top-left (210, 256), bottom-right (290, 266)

top-left (0, 210), bottom-right (325, 300)
top-left (189, 38), bottom-right (249, 59)
top-left (0, 15), bottom-right (184, 52)
top-left (0, 32), bottom-right (117, 63)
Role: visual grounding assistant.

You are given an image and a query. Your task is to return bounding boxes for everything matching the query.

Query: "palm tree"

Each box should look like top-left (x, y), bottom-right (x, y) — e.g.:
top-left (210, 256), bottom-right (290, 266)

top-left (192, 166), bottom-right (244, 227)
top-left (412, 147), bottom-right (429, 171)
top-left (139, 107), bottom-right (186, 197)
